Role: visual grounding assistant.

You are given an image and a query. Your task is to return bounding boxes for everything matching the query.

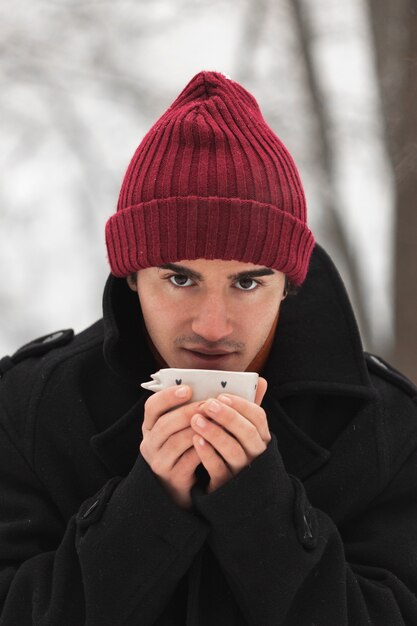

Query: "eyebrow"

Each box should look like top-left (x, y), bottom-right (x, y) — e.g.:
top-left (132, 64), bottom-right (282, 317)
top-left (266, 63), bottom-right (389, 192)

top-left (158, 263), bottom-right (275, 281)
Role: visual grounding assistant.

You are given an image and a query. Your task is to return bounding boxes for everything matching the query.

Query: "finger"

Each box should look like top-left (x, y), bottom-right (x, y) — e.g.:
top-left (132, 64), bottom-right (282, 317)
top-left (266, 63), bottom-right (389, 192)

top-left (158, 446), bottom-right (201, 507)
top-left (142, 384), bottom-right (192, 430)
top-left (142, 426), bottom-right (196, 474)
top-left (148, 400), bottom-right (205, 449)
top-left (191, 413), bottom-right (248, 474)
top-left (196, 400), bottom-right (268, 458)
top-left (192, 434), bottom-right (233, 491)
top-left (211, 393), bottom-right (271, 443)
top-left (169, 444), bottom-right (201, 481)
top-left (158, 426), bottom-right (197, 471)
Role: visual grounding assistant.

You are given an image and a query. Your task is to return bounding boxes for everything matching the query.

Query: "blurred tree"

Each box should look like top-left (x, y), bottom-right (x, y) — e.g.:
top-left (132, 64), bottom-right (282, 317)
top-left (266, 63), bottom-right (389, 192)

top-left (368, 0), bottom-right (417, 382)
top-left (234, 0), bottom-right (375, 349)
top-left (290, 0), bottom-right (373, 348)
top-left (234, 0), bottom-right (268, 84)
top-left (0, 0), bottom-right (400, 362)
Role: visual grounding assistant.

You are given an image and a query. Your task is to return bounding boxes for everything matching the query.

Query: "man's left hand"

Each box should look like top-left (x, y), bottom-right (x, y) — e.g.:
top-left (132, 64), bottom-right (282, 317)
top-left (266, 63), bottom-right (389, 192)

top-left (190, 377), bottom-right (271, 494)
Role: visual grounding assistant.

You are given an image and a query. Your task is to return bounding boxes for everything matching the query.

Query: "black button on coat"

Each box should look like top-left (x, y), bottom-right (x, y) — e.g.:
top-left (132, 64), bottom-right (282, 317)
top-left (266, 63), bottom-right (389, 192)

top-left (0, 245), bottom-right (416, 625)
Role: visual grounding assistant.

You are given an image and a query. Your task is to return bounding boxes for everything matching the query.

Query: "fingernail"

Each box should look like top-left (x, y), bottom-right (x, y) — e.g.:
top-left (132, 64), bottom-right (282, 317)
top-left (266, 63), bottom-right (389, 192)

top-left (195, 415), bottom-right (206, 428)
top-left (175, 386), bottom-right (188, 398)
top-left (208, 400), bottom-right (220, 413)
top-left (218, 394), bottom-right (232, 405)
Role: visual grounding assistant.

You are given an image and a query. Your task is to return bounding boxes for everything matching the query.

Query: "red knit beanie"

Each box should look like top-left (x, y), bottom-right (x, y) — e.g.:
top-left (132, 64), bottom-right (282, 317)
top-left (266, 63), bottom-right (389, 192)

top-left (106, 71), bottom-right (314, 285)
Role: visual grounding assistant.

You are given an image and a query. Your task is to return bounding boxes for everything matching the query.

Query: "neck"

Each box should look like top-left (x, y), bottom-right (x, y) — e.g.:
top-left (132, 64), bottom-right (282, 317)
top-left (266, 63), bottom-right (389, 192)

top-left (245, 311), bottom-right (279, 373)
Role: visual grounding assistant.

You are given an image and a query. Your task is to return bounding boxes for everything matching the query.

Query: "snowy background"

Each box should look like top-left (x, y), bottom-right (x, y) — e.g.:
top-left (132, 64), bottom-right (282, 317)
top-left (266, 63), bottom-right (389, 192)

top-left (1, 0), bottom-right (394, 358)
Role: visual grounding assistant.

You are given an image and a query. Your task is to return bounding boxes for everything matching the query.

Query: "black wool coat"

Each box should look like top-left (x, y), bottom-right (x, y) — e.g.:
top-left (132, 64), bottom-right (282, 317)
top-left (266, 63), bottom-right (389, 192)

top-left (0, 244), bottom-right (416, 625)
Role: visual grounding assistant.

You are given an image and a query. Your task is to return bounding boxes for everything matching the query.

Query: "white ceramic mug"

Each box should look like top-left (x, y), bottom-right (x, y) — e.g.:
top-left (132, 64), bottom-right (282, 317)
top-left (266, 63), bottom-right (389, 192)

top-left (141, 368), bottom-right (259, 403)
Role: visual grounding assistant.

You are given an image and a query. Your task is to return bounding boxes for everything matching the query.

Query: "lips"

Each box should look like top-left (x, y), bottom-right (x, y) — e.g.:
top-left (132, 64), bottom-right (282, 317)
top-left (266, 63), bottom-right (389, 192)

top-left (184, 349), bottom-right (235, 361)
top-left (187, 348), bottom-right (234, 356)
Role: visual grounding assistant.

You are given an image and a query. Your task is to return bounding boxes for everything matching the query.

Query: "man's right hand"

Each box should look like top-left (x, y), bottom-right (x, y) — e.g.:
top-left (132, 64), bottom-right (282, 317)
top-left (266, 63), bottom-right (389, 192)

top-left (140, 385), bottom-right (202, 509)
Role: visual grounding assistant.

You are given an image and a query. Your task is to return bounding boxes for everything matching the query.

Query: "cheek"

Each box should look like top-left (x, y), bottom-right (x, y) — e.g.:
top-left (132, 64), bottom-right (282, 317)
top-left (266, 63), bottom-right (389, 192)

top-left (139, 291), bottom-right (180, 337)
top-left (244, 295), bottom-right (281, 338)
top-left (243, 291), bottom-right (281, 320)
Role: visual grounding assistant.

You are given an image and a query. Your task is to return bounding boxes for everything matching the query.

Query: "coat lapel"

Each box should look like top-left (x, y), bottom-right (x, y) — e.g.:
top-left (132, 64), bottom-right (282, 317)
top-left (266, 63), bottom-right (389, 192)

top-left (260, 244), bottom-right (376, 480)
top-left (90, 393), bottom-right (149, 476)
top-left (263, 395), bottom-right (331, 480)
top-left (263, 244), bottom-right (373, 393)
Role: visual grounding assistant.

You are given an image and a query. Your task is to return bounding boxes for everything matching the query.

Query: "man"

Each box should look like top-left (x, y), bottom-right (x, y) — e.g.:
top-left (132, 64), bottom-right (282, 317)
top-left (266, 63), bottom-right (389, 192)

top-left (0, 71), bottom-right (416, 625)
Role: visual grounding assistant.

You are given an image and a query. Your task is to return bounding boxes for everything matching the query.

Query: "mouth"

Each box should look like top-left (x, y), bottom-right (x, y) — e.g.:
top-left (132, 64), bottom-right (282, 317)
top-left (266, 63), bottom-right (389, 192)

top-left (188, 348), bottom-right (234, 356)
top-left (183, 348), bottom-right (236, 364)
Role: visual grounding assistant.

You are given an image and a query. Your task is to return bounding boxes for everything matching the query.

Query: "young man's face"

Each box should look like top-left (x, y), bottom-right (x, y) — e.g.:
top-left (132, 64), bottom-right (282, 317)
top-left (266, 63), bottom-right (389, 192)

top-left (128, 258), bottom-right (287, 371)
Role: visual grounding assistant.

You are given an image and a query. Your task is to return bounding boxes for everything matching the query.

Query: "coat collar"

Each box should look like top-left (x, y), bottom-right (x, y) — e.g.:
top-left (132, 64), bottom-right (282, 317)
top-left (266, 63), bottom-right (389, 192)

top-left (92, 244), bottom-right (375, 479)
top-left (263, 244), bottom-right (373, 397)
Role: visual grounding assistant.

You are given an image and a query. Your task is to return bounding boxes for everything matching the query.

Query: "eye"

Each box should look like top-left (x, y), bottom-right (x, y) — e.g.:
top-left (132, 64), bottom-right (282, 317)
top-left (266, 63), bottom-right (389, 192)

top-left (235, 277), bottom-right (259, 291)
top-left (169, 274), bottom-right (194, 287)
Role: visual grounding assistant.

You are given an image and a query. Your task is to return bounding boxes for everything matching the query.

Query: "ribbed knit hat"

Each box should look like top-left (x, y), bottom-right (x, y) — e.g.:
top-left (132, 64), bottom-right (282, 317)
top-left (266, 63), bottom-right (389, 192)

top-left (106, 71), bottom-right (315, 285)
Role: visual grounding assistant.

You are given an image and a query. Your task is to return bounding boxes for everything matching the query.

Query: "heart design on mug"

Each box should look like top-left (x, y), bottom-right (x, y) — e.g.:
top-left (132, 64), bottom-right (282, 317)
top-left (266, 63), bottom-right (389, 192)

top-left (221, 381), bottom-right (227, 388)
top-left (175, 379), bottom-right (182, 385)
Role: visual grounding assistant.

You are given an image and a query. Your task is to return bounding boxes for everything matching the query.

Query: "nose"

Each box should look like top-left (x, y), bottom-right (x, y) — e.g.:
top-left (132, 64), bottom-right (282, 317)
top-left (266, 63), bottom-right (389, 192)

top-left (191, 293), bottom-right (233, 343)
